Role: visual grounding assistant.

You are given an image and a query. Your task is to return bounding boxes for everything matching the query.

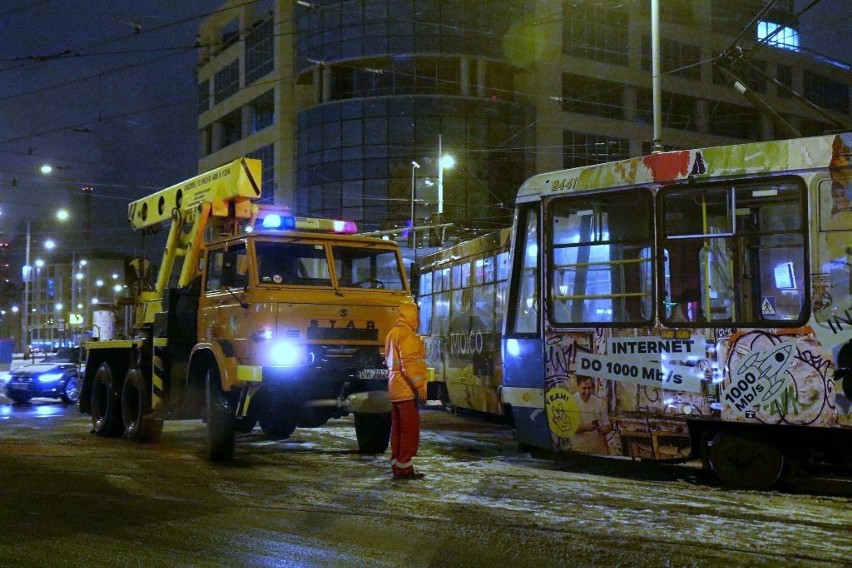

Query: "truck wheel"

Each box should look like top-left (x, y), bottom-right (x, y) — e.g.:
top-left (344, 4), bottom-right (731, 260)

top-left (206, 368), bottom-right (235, 461)
top-left (260, 411), bottom-right (298, 439)
top-left (91, 363), bottom-right (124, 438)
top-left (121, 368), bottom-right (164, 443)
top-left (354, 412), bottom-right (391, 454)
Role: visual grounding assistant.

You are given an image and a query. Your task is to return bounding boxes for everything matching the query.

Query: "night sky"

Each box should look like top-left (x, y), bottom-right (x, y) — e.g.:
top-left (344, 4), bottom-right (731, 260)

top-left (0, 0), bottom-right (848, 261)
top-left (0, 1), bottom-right (222, 258)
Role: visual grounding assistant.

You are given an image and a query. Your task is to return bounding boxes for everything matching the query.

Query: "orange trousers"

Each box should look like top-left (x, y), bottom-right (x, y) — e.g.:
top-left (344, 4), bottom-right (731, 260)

top-left (390, 400), bottom-right (420, 476)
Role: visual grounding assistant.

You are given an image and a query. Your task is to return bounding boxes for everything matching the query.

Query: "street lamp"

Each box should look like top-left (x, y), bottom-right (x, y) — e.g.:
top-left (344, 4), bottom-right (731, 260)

top-left (409, 160), bottom-right (420, 249)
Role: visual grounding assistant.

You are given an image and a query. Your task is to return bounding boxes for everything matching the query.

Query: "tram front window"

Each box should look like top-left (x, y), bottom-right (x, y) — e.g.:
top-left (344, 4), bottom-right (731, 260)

top-left (549, 190), bottom-right (654, 325)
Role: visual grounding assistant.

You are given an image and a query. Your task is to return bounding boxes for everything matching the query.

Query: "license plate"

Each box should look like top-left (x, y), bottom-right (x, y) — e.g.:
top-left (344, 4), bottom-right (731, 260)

top-left (358, 368), bottom-right (389, 380)
top-left (11, 384), bottom-right (29, 390)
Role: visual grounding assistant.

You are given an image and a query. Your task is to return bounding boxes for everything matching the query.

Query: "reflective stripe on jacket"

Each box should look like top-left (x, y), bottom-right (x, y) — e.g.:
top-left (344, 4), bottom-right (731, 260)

top-left (385, 303), bottom-right (427, 403)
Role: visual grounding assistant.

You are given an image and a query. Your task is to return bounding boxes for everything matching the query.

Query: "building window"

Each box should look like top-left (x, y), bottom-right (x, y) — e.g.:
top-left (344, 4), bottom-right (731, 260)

top-left (757, 21), bottom-right (799, 51)
top-left (218, 109), bottom-right (242, 149)
top-left (245, 18), bottom-right (274, 85)
top-left (250, 90), bottom-right (275, 132)
top-left (776, 64), bottom-right (793, 98)
top-left (744, 60), bottom-right (767, 93)
top-left (214, 60), bottom-right (240, 105)
top-left (562, 74), bottom-right (623, 120)
top-left (637, 89), bottom-right (697, 131)
top-left (803, 71), bottom-right (849, 115)
top-left (642, 37), bottom-right (701, 81)
top-left (562, 131), bottom-right (629, 169)
top-left (198, 80), bottom-right (210, 113)
top-left (563, 3), bottom-right (628, 66)
top-left (707, 101), bottom-right (761, 140)
top-left (247, 144), bottom-right (275, 202)
top-left (330, 57), bottom-right (462, 101)
top-left (795, 117), bottom-right (834, 136)
top-left (712, 0), bottom-right (795, 38)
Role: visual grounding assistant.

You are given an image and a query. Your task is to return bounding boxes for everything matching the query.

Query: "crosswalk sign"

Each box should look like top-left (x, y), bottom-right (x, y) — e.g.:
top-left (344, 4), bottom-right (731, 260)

top-left (761, 296), bottom-right (776, 316)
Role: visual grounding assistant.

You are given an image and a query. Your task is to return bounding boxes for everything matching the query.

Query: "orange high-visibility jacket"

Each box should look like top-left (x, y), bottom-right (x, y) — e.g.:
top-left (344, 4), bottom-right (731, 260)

top-left (384, 303), bottom-right (428, 403)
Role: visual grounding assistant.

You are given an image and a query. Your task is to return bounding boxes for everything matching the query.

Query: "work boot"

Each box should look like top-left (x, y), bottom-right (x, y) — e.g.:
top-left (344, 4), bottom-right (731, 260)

top-left (393, 471), bottom-right (425, 480)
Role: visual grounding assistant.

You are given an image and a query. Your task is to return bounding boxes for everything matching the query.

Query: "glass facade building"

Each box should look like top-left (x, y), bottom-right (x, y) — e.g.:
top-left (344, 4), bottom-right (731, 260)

top-left (197, 0), bottom-right (849, 244)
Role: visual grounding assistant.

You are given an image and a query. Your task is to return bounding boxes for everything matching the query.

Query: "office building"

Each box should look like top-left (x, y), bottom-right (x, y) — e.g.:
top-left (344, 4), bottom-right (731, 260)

top-left (197, 0), bottom-right (849, 245)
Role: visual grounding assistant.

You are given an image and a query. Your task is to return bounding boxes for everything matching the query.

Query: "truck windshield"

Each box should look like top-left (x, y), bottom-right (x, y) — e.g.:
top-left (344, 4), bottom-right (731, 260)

top-left (255, 241), bottom-right (332, 286)
top-left (332, 246), bottom-right (405, 290)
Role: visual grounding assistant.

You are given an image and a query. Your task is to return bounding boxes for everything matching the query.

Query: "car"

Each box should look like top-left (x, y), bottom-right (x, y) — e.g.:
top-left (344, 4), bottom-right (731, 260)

top-left (5, 347), bottom-right (81, 404)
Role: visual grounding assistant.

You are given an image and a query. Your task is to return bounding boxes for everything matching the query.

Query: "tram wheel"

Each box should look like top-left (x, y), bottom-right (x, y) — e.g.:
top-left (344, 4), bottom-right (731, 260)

top-left (709, 429), bottom-right (784, 490)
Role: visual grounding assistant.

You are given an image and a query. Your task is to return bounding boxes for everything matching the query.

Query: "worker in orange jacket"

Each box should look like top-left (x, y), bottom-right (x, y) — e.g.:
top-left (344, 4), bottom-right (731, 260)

top-left (384, 302), bottom-right (428, 480)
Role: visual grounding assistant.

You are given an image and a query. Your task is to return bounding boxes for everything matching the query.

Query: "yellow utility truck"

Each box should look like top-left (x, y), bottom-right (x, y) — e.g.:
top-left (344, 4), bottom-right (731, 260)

top-left (79, 158), bottom-right (413, 459)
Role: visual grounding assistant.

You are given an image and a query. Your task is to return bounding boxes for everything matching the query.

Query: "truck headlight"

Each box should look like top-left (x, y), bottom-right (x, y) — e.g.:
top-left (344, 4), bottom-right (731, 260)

top-left (269, 341), bottom-right (306, 367)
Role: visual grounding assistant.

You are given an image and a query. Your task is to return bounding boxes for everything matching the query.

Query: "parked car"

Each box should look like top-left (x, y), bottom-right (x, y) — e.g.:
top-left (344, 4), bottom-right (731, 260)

top-left (5, 348), bottom-right (81, 404)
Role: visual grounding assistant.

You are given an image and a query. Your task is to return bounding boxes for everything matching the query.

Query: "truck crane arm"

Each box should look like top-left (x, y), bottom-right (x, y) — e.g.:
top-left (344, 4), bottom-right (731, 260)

top-left (127, 158), bottom-right (262, 296)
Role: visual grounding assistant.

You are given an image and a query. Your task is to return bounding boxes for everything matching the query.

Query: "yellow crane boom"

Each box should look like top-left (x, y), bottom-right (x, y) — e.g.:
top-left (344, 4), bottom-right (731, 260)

top-left (127, 158), bottom-right (262, 296)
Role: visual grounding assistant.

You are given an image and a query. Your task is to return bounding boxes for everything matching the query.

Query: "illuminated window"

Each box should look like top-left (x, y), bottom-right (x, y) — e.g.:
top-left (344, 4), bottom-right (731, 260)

top-left (757, 21), bottom-right (799, 51)
top-left (549, 190), bottom-right (654, 325)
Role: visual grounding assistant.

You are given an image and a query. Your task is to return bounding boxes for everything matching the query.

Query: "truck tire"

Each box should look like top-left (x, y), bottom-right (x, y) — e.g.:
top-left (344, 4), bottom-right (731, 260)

top-left (354, 412), bottom-right (391, 454)
top-left (91, 362), bottom-right (124, 438)
top-left (206, 368), bottom-right (235, 461)
top-left (121, 368), bottom-right (164, 443)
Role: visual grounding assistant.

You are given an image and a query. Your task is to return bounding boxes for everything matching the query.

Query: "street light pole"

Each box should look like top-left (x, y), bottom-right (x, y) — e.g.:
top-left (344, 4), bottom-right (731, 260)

top-left (435, 134), bottom-right (454, 247)
top-left (437, 134), bottom-right (443, 216)
top-left (409, 160), bottom-right (420, 250)
top-left (21, 220), bottom-right (30, 353)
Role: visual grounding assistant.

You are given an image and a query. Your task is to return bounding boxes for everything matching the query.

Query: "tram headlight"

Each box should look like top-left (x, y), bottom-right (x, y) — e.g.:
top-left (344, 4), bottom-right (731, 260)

top-left (506, 339), bottom-right (520, 357)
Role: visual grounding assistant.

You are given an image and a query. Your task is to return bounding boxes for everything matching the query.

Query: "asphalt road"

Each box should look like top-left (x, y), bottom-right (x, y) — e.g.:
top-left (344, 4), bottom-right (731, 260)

top-left (1, 395), bottom-right (850, 568)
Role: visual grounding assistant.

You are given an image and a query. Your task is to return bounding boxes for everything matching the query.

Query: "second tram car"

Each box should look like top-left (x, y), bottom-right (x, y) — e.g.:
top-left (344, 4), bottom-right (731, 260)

top-left (417, 229), bottom-right (511, 417)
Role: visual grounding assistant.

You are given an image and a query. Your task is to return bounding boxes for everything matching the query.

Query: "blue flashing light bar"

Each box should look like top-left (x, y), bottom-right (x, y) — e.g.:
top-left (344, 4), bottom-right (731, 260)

top-left (257, 213), bottom-right (358, 234)
top-left (261, 214), bottom-right (296, 230)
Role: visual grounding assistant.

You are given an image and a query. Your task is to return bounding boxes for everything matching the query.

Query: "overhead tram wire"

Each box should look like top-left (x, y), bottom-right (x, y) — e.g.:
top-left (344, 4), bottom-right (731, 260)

top-left (4, 2), bottom-right (842, 170)
top-left (0, 47), bottom-right (197, 102)
top-left (737, 57), bottom-right (848, 130)
top-left (0, 3), bottom-right (621, 154)
top-left (0, 0), bottom-right (49, 18)
top-left (715, 0), bottom-right (848, 132)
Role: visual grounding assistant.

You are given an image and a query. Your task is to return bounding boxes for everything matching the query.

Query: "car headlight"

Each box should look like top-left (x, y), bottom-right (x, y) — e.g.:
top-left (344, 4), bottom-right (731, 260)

top-left (268, 341), bottom-right (307, 367)
top-left (38, 372), bottom-right (65, 383)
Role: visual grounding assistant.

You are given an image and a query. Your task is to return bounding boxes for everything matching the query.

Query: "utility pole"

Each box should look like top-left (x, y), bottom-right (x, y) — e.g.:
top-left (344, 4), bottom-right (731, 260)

top-left (21, 221), bottom-right (30, 352)
top-left (651, 0), bottom-right (662, 151)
